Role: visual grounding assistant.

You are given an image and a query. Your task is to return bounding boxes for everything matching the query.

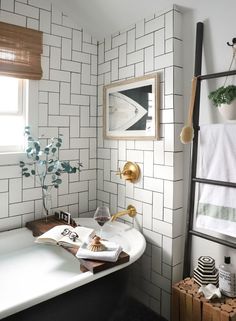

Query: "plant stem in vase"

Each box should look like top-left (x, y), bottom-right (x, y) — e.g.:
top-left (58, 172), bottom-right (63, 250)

top-left (42, 188), bottom-right (52, 222)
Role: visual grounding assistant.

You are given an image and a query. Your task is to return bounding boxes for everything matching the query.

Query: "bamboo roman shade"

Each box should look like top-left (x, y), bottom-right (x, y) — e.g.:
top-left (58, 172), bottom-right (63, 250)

top-left (0, 21), bottom-right (43, 80)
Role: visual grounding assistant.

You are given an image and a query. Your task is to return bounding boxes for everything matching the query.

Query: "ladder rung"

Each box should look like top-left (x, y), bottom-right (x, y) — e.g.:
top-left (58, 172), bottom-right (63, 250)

top-left (199, 69), bottom-right (236, 80)
top-left (189, 229), bottom-right (236, 249)
top-left (192, 177), bottom-right (236, 188)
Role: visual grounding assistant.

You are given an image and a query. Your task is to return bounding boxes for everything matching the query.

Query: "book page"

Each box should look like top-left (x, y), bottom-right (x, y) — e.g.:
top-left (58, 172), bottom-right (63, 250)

top-left (36, 225), bottom-right (73, 244)
top-left (58, 226), bottom-right (95, 248)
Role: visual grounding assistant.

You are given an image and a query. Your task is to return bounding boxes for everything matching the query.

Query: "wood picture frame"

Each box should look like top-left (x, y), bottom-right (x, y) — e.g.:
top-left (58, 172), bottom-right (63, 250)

top-left (103, 73), bottom-right (160, 140)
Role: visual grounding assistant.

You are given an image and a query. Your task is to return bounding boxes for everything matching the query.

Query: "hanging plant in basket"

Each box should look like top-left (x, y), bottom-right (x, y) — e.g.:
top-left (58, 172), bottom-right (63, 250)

top-left (208, 44), bottom-right (236, 120)
top-left (19, 127), bottom-right (82, 220)
top-left (208, 85), bottom-right (236, 107)
top-left (208, 85), bottom-right (236, 120)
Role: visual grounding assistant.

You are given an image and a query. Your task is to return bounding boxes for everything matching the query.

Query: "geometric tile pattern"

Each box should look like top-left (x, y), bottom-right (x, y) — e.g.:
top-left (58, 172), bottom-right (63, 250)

top-left (0, 2), bottom-right (183, 320)
top-left (97, 6), bottom-right (183, 320)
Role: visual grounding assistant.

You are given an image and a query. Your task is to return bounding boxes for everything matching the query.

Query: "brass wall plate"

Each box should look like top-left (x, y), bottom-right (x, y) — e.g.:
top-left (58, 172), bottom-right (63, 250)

top-left (127, 205), bottom-right (137, 217)
top-left (120, 161), bottom-right (140, 183)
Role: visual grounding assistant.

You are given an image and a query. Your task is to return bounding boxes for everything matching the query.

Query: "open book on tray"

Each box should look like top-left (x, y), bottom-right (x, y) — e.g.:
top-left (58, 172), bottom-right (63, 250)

top-left (36, 225), bottom-right (95, 248)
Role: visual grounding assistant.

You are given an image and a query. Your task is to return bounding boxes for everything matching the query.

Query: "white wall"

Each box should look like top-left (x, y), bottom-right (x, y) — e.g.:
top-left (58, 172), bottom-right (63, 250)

top-left (0, 0), bottom-right (97, 231)
top-left (182, 0), bottom-right (236, 271)
top-left (97, 6), bottom-right (183, 320)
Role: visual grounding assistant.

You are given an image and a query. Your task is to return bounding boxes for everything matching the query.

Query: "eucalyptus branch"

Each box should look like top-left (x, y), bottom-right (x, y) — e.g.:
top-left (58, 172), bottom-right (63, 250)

top-left (19, 127), bottom-right (82, 216)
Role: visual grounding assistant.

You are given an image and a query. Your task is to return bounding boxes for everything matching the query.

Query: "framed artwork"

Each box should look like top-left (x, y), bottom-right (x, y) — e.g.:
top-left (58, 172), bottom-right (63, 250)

top-left (103, 73), bottom-right (160, 140)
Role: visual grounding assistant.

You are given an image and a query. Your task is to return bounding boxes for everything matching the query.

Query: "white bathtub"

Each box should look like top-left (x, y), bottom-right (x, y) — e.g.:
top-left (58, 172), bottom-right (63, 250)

top-left (0, 218), bottom-right (146, 320)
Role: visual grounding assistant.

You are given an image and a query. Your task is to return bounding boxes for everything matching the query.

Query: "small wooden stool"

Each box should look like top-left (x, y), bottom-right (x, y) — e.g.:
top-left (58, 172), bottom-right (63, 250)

top-left (172, 278), bottom-right (236, 321)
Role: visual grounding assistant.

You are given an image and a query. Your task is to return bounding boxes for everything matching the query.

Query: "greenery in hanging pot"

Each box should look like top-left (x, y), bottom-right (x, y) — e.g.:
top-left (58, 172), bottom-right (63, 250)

top-left (208, 85), bottom-right (236, 107)
top-left (208, 85), bottom-right (236, 120)
top-left (19, 127), bottom-right (82, 219)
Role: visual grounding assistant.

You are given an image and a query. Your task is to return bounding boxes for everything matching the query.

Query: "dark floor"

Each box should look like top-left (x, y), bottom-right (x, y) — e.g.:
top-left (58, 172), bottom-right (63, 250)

top-left (110, 297), bottom-right (167, 321)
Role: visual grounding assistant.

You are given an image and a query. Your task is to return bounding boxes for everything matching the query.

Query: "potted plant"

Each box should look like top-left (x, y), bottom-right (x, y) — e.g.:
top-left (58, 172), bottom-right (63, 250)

top-left (19, 127), bottom-right (82, 220)
top-left (208, 85), bottom-right (236, 120)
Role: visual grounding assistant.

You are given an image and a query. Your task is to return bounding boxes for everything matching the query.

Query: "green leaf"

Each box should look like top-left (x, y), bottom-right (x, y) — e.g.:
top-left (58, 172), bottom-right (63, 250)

top-left (31, 170), bottom-right (36, 175)
top-left (54, 184), bottom-right (59, 188)
top-left (51, 147), bottom-right (57, 154)
top-left (19, 161), bottom-right (25, 167)
top-left (34, 142), bottom-right (40, 152)
top-left (23, 173), bottom-right (30, 177)
top-left (44, 147), bottom-right (50, 154)
top-left (26, 147), bottom-right (32, 153)
top-left (48, 165), bottom-right (54, 172)
top-left (35, 156), bottom-right (39, 161)
top-left (22, 167), bottom-right (28, 171)
top-left (53, 178), bottom-right (62, 184)
top-left (56, 142), bottom-right (61, 148)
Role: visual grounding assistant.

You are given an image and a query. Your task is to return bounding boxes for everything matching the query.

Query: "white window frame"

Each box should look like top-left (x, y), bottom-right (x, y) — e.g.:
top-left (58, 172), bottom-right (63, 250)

top-left (0, 79), bottom-right (38, 165)
top-left (0, 77), bottom-right (24, 116)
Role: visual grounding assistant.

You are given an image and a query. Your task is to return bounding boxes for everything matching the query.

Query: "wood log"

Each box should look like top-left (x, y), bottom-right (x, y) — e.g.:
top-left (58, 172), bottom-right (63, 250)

top-left (192, 297), bottom-right (202, 321)
top-left (172, 278), bottom-right (236, 321)
top-left (221, 311), bottom-right (230, 321)
top-left (202, 303), bottom-right (213, 321)
top-left (179, 290), bottom-right (186, 321)
top-left (172, 286), bottom-right (180, 321)
top-left (185, 293), bottom-right (193, 321)
top-left (212, 307), bottom-right (221, 321)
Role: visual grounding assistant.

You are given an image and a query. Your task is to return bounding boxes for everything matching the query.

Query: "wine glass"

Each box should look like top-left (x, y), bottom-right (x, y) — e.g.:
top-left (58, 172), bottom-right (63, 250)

top-left (93, 206), bottom-right (111, 238)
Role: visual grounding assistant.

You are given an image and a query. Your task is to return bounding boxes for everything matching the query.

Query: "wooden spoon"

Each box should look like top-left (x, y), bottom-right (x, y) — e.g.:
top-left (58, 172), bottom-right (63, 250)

top-left (180, 77), bottom-right (198, 144)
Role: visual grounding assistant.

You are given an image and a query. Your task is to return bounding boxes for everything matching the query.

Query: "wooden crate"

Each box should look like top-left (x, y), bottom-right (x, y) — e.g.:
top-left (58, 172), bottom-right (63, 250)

top-left (172, 278), bottom-right (236, 321)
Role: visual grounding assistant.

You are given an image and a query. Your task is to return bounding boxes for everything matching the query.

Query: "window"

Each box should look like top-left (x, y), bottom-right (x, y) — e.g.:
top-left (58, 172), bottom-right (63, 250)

top-left (0, 21), bottom-right (42, 158)
top-left (0, 76), bottom-right (28, 152)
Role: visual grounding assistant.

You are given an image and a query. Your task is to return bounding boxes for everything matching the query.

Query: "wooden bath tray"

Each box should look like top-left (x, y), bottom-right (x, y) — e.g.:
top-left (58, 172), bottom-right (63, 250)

top-left (26, 214), bottom-right (77, 237)
top-left (26, 215), bottom-right (130, 274)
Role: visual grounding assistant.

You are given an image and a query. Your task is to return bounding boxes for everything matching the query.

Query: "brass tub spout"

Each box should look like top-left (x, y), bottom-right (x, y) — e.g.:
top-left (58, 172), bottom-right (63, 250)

top-left (111, 205), bottom-right (137, 222)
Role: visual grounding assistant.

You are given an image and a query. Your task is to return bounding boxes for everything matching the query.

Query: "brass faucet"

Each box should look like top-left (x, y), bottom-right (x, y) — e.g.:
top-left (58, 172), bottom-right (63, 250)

top-left (111, 205), bottom-right (137, 222)
top-left (116, 161), bottom-right (140, 183)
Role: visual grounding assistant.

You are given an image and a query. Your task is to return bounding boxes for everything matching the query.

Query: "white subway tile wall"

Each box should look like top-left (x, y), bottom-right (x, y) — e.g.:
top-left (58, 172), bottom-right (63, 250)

top-left (0, 1), bottom-right (97, 230)
top-left (0, 2), bottom-right (183, 320)
top-left (97, 7), bottom-right (183, 321)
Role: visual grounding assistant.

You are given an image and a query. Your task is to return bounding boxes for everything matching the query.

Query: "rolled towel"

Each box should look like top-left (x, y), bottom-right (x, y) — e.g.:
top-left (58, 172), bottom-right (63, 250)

top-left (76, 240), bottom-right (122, 262)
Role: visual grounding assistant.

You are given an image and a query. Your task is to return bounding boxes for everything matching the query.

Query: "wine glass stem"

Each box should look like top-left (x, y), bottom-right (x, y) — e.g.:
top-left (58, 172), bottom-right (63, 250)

top-left (100, 226), bottom-right (103, 239)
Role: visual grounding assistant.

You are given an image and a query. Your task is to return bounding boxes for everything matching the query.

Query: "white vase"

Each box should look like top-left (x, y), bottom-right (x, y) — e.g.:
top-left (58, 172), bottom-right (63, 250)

top-left (218, 99), bottom-right (236, 121)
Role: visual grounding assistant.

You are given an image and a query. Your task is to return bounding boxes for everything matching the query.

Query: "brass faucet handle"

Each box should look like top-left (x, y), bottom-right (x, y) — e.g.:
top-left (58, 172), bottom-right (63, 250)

top-left (116, 168), bottom-right (122, 179)
top-left (122, 169), bottom-right (132, 176)
top-left (116, 162), bottom-right (140, 183)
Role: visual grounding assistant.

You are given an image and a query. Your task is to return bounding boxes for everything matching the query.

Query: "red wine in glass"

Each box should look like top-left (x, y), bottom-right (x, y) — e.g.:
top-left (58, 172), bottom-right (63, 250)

top-left (93, 206), bottom-right (111, 237)
top-left (95, 216), bottom-right (110, 226)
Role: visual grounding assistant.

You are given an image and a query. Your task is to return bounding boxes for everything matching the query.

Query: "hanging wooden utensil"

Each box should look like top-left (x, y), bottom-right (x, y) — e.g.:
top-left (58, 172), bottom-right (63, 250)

top-left (180, 76), bottom-right (198, 144)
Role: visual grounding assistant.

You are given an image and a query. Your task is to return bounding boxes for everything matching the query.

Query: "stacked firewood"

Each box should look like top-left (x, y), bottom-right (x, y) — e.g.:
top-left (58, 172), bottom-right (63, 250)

top-left (172, 277), bottom-right (236, 321)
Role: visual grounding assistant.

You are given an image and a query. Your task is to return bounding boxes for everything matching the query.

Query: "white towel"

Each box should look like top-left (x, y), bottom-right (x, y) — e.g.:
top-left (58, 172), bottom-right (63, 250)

top-left (76, 240), bottom-right (122, 262)
top-left (196, 124), bottom-right (236, 237)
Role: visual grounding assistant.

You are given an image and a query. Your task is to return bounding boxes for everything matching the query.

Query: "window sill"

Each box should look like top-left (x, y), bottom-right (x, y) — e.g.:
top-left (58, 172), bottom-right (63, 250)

top-left (0, 151), bottom-right (28, 166)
